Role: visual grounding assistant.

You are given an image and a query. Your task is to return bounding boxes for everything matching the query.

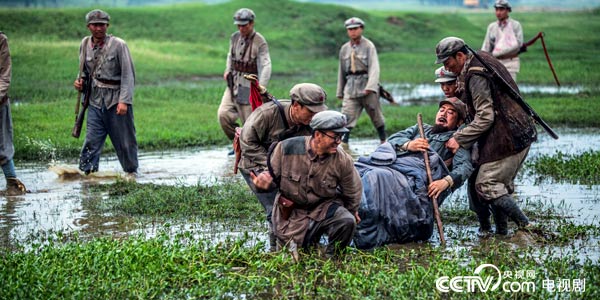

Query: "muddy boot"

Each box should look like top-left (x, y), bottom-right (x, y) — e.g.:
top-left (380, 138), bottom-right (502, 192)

top-left (477, 216), bottom-right (493, 237)
top-left (492, 207), bottom-right (509, 236)
top-left (493, 195), bottom-right (529, 228)
top-left (6, 177), bottom-right (27, 196)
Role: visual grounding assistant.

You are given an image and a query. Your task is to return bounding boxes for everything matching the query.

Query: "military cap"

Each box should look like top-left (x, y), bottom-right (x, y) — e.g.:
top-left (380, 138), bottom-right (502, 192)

top-left (310, 111), bottom-right (349, 133)
top-left (494, 0), bottom-right (512, 11)
top-left (435, 36), bottom-right (466, 64)
top-left (233, 8), bottom-right (255, 25)
top-left (344, 17), bottom-right (364, 29)
top-left (439, 97), bottom-right (467, 122)
top-left (289, 83), bottom-right (328, 113)
top-left (434, 66), bottom-right (457, 83)
top-left (86, 9), bottom-right (110, 25)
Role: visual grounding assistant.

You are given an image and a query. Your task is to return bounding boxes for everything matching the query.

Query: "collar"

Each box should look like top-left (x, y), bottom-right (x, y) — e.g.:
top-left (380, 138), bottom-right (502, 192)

top-left (350, 37), bottom-right (362, 46)
top-left (497, 18), bottom-right (509, 27)
top-left (91, 35), bottom-right (109, 49)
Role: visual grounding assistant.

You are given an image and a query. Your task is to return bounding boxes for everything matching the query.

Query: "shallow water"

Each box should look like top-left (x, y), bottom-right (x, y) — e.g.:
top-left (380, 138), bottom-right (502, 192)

top-left (0, 128), bottom-right (598, 251)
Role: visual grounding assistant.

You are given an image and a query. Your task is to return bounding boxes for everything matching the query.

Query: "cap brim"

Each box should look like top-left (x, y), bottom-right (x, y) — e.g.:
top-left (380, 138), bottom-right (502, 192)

top-left (234, 20), bottom-right (250, 25)
top-left (346, 24), bottom-right (360, 29)
top-left (435, 56), bottom-right (449, 64)
top-left (332, 127), bottom-right (350, 133)
top-left (306, 104), bottom-right (328, 113)
top-left (88, 20), bottom-right (109, 24)
top-left (435, 78), bottom-right (456, 83)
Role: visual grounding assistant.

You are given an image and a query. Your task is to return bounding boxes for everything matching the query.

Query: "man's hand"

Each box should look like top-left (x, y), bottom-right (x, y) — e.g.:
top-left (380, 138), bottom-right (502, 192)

top-left (223, 71), bottom-right (230, 81)
top-left (428, 179), bottom-right (450, 200)
top-left (406, 138), bottom-right (429, 152)
top-left (74, 78), bottom-right (84, 91)
top-left (364, 89), bottom-right (373, 95)
top-left (250, 171), bottom-right (273, 190)
top-left (116, 102), bottom-right (128, 115)
top-left (445, 137), bottom-right (459, 154)
top-left (354, 211), bottom-right (361, 224)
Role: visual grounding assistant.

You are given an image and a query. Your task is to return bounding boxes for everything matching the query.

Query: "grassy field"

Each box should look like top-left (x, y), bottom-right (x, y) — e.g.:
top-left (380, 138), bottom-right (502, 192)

top-left (0, 0), bottom-right (599, 161)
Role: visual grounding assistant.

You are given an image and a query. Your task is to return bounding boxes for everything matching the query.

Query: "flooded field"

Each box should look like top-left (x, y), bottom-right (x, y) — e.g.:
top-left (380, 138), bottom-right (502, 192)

top-left (1, 128), bottom-right (599, 252)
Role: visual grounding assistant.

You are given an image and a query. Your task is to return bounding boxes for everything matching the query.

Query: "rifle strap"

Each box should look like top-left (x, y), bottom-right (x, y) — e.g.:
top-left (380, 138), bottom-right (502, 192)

top-left (272, 98), bottom-right (289, 130)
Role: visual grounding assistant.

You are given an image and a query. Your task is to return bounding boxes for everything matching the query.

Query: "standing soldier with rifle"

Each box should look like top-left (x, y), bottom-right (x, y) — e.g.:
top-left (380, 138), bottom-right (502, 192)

top-left (218, 8), bottom-right (272, 154)
top-left (435, 36), bottom-right (540, 237)
top-left (0, 32), bottom-right (27, 196)
top-left (481, 0), bottom-right (523, 81)
top-left (73, 9), bottom-right (138, 177)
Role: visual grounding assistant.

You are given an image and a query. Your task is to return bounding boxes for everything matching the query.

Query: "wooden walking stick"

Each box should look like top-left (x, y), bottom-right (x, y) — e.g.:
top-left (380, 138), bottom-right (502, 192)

top-left (417, 113), bottom-right (445, 244)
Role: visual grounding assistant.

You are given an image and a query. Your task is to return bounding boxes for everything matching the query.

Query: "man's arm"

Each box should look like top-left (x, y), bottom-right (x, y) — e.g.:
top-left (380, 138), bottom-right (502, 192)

top-left (339, 156), bottom-right (362, 214)
top-left (256, 36), bottom-right (271, 87)
top-left (117, 40), bottom-right (135, 106)
top-left (448, 147), bottom-right (474, 190)
top-left (0, 34), bottom-right (11, 101)
top-left (240, 111), bottom-right (270, 170)
top-left (388, 124), bottom-right (419, 152)
top-left (336, 45), bottom-right (347, 99)
top-left (365, 41), bottom-right (380, 93)
top-left (481, 23), bottom-right (495, 52)
top-left (453, 75), bottom-right (495, 149)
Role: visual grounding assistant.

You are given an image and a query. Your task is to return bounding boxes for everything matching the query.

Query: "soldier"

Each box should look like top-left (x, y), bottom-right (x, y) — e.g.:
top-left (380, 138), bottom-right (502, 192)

top-left (253, 111), bottom-right (362, 258)
top-left (218, 8), bottom-right (272, 153)
top-left (238, 83), bottom-right (327, 251)
top-left (336, 17), bottom-right (386, 147)
top-left (0, 32), bottom-right (27, 196)
top-left (434, 66), bottom-right (459, 99)
top-left (73, 9), bottom-right (138, 176)
top-left (436, 36), bottom-right (536, 236)
top-left (482, 0), bottom-right (523, 81)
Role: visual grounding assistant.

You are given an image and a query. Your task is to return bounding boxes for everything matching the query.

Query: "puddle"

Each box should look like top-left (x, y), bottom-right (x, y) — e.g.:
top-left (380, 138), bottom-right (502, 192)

top-left (384, 83), bottom-right (585, 106)
top-left (0, 128), bottom-right (598, 253)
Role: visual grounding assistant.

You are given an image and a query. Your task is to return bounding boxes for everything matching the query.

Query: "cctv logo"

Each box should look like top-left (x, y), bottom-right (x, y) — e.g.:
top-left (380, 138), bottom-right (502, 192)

top-left (436, 264), bottom-right (502, 293)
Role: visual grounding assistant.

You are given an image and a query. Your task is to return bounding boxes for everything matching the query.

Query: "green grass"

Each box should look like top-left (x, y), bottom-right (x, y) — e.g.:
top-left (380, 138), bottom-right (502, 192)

top-left (526, 150), bottom-right (600, 185)
top-left (0, 1), bottom-right (599, 161)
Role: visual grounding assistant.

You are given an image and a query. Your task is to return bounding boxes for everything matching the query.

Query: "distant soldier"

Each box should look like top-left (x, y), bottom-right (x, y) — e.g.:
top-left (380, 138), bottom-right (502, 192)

top-left (336, 17), bottom-right (386, 147)
top-left (434, 66), bottom-right (459, 99)
top-left (253, 111), bottom-right (362, 258)
top-left (239, 83), bottom-right (327, 251)
top-left (436, 36), bottom-right (536, 236)
top-left (482, 0), bottom-right (523, 81)
top-left (218, 8), bottom-right (272, 153)
top-left (0, 32), bottom-right (27, 196)
top-left (73, 9), bottom-right (138, 176)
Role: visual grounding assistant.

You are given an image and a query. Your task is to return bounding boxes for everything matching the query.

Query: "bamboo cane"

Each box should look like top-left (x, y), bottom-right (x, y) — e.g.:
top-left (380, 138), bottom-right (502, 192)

top-left (417, 113), bottom-right (445, 244)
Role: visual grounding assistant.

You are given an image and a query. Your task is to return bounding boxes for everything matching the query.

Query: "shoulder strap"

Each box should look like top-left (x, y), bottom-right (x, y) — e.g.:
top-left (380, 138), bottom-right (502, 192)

top-left (79, 36), bottom-right (91, 78)
top-left (272, 98), bottom-right (289, 130)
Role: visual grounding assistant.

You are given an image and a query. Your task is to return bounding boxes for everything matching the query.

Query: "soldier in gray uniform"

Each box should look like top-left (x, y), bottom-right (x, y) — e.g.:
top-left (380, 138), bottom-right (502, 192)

top-left (253, 111), bottom-right (363, 258)
top-left (436, 36), bottom-right (536, 236)
top-left (336, 17), bottom-right (386, 146)
top-left (73, 9), bottom-right (138, 176)
top-left (482, 0), bottom-right (523, 81)
top-left (240, 83), bottom-right (327, 250)
top-left (218, 8), bottom-right (272, 148)
top-left (0, 32), bottom-right (27, 196)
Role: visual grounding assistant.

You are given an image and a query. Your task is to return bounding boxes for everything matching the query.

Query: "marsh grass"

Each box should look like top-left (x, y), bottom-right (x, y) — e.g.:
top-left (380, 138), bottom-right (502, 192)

top-left (526, 150), bottom-right (600, 185)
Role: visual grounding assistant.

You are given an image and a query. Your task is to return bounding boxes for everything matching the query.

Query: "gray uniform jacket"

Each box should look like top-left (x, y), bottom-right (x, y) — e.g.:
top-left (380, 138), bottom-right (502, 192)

top-left (0, 33), bottom-right (10, 103)
top-left (226, 30), bottom-right (271, 95)
top-left (239, 100), bottom-right (311, 172)
top-left (336, 36), bottom-right (380, 99)
top-left (388, 124), bottom-right (473, 190)
top-left (270, 136), bottom-right (362, 245)
top-left (79, 35), bottom-right (135, 110)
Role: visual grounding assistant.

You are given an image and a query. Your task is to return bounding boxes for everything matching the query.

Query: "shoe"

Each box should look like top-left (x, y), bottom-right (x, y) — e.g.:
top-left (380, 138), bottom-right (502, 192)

top-left (227, 149), bottom-right (235, 156)
top-left (5, 178), bottom-right (27, 196)
top-left (477, 228), bottom-right (494, 238)
top-left (124, 172), bottom-right (138, 182)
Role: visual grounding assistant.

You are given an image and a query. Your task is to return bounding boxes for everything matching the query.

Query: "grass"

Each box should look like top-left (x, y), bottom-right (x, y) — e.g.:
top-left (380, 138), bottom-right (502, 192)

top-left (526, 150), bottom-right (600, 185)
top-left (0, 1), bottom-right (599, 161)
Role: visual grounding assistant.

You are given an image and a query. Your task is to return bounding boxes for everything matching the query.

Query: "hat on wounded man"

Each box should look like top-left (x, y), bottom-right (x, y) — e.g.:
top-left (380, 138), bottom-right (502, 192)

top-left (289, 83), bottom-right (328, 113)
top-left (310, 111), bottom-right (350, 133)
top-left (434, 66), bottom-right (457, 83)
top-left (344, 17), bottom-right (364, 29)
top-left (86, 9), bottom-right (110, 25)
top-left (435, 36), bottom-right (466, 64)
top-left (439, 97), bottom-right (467, 121)
top-left (233, 8), bottom-right (255, 25)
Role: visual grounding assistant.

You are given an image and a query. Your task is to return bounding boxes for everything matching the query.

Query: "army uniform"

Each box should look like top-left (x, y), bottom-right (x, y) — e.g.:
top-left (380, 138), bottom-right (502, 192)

top-left (218, 8), bottom-right (272, 141)
top-left (336, 17), bottom-right (385, 143)
top-left (436, 37), bottom-right (535, 235)
top-left (0, 32), bottom-right (27, 195)
top-left (269, 111), bottom-right (362, 256)
top-left (482, 0), bottom-right (523, 80)
top-left (77, 10), bottom-right (138, 175)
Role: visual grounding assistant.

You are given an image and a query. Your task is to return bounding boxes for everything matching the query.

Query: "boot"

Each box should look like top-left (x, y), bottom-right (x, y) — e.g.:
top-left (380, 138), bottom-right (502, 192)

top-left (493, 195), bottom-right (529, 228)
top-left (491, 206), bottom-right (509, 236)
top-left (6, 177), bottom-right (27, 196)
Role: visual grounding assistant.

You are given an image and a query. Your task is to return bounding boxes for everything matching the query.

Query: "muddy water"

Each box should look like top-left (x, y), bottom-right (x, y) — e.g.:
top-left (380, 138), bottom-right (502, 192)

top-left (385, 83), bottom-right (584, 106)
top-left (0, 128), bottom-right (598, 250)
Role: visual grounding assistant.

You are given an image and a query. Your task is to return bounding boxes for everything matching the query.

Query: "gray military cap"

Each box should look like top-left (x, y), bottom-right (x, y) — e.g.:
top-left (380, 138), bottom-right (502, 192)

top-left (289, 83), bottom-right (328, 113)
top-left (86, 9), bottom-right (110, 25)
top-left (233, 8), bottom-right (255, 25)
top-left (434, 66), bottom-right (457, 83)
top-left (494, 0), bottom-right (512, 11)
top-left (310, 111), bottom-right (349, 133)
top-left (344, 17), bottom-right (364, 29)
top-left (435, 37), bottom-right (466, 64)
top-left (439, 97), bottom-right (467, 122)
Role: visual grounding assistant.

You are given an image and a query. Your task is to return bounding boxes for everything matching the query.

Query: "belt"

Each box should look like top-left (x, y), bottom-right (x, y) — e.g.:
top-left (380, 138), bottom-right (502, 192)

top-left (347, 71), bottom-right (368, 76)
top-left (497, 53), bottom-right (518, 60)
top-left (96, 78), bottom-right (121, 85)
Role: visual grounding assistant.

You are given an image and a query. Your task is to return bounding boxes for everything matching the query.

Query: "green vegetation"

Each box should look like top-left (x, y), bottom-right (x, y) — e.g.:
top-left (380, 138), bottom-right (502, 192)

top-left (526, 150), bottom-right (600, 185)
top-left (0, 1), bottom-right (599, 160)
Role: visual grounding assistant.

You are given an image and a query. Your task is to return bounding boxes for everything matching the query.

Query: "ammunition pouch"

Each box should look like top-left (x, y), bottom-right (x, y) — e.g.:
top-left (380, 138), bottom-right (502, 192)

top-left (232, 59), bottom-right (258, 74)
top-left (278, 195), bottom-right (295, 221)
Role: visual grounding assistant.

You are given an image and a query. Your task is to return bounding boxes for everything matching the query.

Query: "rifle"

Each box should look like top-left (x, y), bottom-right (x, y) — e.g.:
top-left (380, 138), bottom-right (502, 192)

top-left (417, 113), bottom-right (445, 245)
top-left (71, 77), bottom-right (91, 138)
top-left (465, 45), bottom-right (559, 140)
top-left (378, 84), bottom-right (396, 105)
top-left (226, 72), bottom-right (235, 100)
top-left (520, 32), bottom-right (561, 86)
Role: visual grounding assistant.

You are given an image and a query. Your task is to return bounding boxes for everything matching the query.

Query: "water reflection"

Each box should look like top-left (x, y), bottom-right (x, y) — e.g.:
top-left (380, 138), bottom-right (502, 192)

top-left (0, 128), bottom-right (598, 251)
